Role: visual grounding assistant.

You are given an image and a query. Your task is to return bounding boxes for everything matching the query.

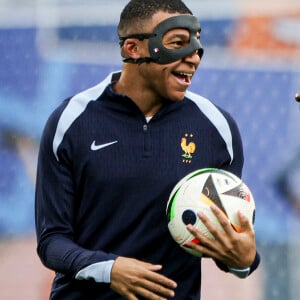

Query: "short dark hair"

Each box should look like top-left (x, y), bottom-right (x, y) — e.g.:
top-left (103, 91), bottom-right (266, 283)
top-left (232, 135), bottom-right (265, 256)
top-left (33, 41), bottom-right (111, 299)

top-left (117, 0), bottom-right (193, 36)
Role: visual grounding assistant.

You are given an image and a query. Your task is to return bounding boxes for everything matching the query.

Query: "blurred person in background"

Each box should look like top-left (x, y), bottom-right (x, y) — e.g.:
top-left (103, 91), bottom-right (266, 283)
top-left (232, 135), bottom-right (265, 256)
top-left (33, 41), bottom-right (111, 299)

top-left (276, 93), bottom-right (300, 212)
top-left (35, 0), bottom-right (260, 299)
top-left (276, 149), bottom-right (300, 213)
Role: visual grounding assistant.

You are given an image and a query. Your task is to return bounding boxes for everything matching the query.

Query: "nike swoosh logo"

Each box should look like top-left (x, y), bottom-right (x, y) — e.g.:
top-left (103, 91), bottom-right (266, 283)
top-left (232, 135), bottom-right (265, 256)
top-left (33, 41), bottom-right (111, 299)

top-left (90, 140), bottom-right (118, 151)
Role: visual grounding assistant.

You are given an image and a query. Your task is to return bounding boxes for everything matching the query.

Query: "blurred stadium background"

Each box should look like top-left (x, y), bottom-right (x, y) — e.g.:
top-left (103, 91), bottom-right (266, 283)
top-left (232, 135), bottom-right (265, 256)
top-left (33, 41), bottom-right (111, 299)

top-left (1, 0), bottom-right (300, 299)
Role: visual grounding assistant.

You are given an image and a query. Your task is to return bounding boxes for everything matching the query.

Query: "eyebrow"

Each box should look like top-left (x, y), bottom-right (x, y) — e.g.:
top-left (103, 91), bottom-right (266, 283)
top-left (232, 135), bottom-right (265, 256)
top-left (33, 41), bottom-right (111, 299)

top-left (166, 33), bottom-right (189, 40)
top-left (165, 31), bottom-right (200, 41)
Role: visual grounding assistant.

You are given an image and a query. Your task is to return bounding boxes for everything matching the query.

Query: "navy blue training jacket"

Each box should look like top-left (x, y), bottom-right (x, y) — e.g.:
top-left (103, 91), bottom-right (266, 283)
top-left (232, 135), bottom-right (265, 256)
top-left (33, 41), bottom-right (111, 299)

top-left (35, 71), bottom-right (260, 299)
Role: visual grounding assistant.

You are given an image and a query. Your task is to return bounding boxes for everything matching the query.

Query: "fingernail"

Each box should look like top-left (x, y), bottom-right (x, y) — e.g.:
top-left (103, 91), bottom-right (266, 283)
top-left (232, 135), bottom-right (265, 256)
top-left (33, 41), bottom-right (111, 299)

top-left (197, 211), bottom-right (205, 218)
top-left (210, 204), bottom-right (218, 211)
top-left (186, 224), bottom-right (193, 231)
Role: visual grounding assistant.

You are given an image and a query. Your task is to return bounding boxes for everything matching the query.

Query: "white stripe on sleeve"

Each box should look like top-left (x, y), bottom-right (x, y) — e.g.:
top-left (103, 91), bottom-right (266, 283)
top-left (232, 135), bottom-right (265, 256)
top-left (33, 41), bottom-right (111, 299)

top-left (186, 90), bottom-right (234, 164)
top-left (52, 71), bottom-right (116, 161)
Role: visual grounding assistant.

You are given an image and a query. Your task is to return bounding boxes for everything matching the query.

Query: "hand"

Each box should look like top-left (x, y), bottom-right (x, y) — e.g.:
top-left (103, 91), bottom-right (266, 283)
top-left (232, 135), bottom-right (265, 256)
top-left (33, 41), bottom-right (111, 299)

top-left (110, 256), bottom-right (177, 300)
top-left (185, 205), bottom-right (256, 269)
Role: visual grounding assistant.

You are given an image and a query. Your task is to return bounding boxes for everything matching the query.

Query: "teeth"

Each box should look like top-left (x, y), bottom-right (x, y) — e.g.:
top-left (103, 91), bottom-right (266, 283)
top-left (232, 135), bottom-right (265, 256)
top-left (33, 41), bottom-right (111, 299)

top-left (178, 72), bottom-right (192, 77)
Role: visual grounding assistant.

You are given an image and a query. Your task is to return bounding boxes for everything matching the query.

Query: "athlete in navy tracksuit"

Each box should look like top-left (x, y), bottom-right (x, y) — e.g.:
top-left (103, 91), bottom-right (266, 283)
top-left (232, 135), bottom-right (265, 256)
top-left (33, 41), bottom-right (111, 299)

top-left (35, 1), bottom-right (260, 299)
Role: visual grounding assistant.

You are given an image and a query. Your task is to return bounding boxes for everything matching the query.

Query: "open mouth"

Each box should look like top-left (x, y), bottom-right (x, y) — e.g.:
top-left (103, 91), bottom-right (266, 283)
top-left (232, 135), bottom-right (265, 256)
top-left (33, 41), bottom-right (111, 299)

top-left (172, 71), bottom-right (192, 84)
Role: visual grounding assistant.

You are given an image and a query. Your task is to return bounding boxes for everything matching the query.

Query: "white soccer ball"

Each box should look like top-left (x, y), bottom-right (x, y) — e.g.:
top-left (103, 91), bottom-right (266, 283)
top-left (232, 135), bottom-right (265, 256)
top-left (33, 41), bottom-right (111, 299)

top-left (166, 168), bottom-right (255, 257)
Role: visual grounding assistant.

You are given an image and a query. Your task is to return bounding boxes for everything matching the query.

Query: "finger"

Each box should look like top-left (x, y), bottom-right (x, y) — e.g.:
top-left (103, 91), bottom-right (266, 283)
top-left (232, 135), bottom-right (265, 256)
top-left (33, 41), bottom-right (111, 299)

top-left (185, 223), bottom-right (215, 250)
top-left (137, 280), bottom-right (176, 299)
top-left (128, 269), bottom-right (176, 299)
top-left (127, 295), bottom-right (139, 300)
top-left (237, 210), bottom-right (252, 230)
top-left (133, 286), bottom-right (169, 300)
top-left (144, 269), bottom-right (177, 289)
top-left (132, 260), bottom-right (177, 289)
top-left (183, 230), bottom-right (218, 258)
top-left (208, 205), bottom-right (233, 235)
top-left (144, 263), bottom-right (163, 272)
top-left (130, 261), bottom-right (177, 290)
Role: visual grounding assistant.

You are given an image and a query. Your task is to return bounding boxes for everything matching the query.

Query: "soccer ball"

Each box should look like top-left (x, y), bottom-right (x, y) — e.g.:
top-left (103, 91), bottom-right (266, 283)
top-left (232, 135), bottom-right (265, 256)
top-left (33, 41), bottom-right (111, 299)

top-left (166, 168), bottom-right (255, 257)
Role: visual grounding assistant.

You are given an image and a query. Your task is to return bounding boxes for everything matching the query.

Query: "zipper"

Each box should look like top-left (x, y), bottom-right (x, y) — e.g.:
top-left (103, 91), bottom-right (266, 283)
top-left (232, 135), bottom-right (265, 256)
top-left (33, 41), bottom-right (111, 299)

top-left (142, 123), bottom-right (152, 157)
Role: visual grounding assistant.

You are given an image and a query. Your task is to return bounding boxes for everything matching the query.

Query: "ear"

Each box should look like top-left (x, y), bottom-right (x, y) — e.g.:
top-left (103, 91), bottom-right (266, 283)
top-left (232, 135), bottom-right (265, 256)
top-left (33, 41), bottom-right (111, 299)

top-left (122, 38), bottom-right (143, 60)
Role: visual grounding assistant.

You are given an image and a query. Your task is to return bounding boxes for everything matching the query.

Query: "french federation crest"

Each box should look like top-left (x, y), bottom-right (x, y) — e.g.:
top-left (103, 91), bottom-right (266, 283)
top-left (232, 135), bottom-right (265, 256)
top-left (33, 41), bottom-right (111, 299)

top-left (181, 133), bottom-right (196, 163)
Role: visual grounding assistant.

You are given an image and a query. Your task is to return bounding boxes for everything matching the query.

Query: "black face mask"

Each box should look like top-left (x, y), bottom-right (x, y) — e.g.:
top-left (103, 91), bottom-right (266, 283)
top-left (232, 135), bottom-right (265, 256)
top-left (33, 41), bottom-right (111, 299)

top-left (119, 15), bottom-right (204, 65)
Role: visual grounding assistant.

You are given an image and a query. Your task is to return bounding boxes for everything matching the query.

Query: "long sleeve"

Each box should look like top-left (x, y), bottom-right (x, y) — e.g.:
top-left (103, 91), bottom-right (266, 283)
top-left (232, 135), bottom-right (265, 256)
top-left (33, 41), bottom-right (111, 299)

top-left (35, 105), bottom-right (116, 278)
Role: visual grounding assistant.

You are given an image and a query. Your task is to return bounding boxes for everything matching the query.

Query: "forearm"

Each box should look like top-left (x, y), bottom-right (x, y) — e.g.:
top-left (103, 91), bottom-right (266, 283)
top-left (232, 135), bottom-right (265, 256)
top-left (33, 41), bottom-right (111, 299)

top-left (37, 234), bottom-right (117, 277)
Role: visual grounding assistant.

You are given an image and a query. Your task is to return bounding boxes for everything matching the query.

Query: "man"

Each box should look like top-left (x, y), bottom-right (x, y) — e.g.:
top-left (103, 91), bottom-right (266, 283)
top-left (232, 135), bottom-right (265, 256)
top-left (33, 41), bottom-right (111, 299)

top-left (35, 0), bottom-right (260, 299)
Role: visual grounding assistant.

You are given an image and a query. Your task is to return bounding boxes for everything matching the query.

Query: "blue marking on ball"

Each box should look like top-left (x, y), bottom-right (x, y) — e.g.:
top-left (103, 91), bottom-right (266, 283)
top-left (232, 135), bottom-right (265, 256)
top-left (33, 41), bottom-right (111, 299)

top-left (182, 209), bottom-right (197, 225)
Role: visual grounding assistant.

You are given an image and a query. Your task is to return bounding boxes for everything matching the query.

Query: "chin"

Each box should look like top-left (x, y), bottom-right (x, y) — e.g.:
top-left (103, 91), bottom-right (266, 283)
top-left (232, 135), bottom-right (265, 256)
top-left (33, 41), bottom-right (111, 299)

top-left (169, 91), bottom-right (186, 102)
top-left (168, 97), bottom-right (185, 103)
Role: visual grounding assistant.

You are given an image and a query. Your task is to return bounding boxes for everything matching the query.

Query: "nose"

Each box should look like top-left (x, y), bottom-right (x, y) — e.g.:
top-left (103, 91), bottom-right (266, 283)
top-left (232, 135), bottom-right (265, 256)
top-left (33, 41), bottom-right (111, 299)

top-left (183, 49), bottom-right (201, 65)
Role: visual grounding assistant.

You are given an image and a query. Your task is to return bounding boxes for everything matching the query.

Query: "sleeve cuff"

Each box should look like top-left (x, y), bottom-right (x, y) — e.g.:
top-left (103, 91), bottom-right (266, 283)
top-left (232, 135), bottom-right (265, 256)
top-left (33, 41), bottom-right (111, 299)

top-left (75, 260), bottom-right (115, 283)
top-left (228, 266), bottom-right (250, 278)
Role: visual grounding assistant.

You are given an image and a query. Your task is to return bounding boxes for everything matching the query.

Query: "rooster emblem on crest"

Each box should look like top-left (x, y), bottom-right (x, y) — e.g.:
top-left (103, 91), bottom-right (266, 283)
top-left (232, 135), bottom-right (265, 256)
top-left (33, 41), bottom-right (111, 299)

top-left (181, 134), bottom-right (196, 160)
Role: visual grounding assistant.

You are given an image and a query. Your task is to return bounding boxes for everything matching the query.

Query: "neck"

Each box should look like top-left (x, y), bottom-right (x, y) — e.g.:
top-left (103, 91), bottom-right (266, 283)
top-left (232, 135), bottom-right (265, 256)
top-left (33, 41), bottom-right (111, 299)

top-left (113, 65), bottom-right (163, 117)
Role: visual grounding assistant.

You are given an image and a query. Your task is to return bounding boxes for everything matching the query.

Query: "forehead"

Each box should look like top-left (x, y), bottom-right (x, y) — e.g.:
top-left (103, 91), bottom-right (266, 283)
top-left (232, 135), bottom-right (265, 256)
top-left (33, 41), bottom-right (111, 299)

top-left (147, 11), bottom-right (185, 31)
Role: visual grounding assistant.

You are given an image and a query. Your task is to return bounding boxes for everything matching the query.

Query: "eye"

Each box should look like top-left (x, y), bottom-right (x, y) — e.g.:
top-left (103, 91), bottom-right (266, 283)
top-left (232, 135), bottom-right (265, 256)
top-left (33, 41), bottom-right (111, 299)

top-left (170, 39), bottom-right (184, 48)
top-left (162, 29), bottom-right (190, 49)
top-left (165, 35), bottom-right (190, 49)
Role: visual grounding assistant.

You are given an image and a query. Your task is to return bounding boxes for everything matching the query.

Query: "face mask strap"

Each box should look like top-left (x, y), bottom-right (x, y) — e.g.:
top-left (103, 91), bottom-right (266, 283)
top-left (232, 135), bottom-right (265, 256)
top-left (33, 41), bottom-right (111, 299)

top-left (119, 33), bottom-right (156, 47)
